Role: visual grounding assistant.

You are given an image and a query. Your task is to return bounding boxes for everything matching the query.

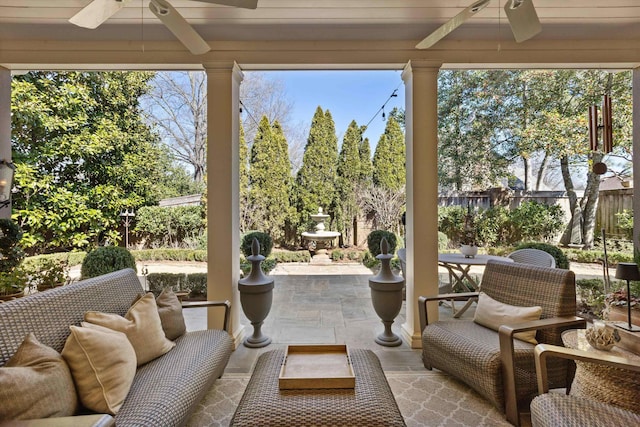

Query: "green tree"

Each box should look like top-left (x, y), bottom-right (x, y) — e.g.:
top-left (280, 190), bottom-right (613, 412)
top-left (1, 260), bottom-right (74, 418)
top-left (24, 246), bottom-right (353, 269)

top-left (336, 120), bottom-right (363, 246)
top-left (359, 136), bottom-right (373, 186)
top-left (295, 107), bottom-right (338, 234)
top-left (372, 116), bottom-right (405, 191)
top-left (238, 123), bottom-right (251, 233)
top-left (248, 116), bottom-right (292, 243)
top-left (437, 70), bottom-right (509, 191)
top-left (11, 71), bottom-right (167, 253)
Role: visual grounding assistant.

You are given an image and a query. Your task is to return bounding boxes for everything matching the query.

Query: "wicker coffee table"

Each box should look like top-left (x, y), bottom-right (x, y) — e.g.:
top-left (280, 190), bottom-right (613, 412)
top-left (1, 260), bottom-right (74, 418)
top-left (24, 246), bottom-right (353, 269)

top-left (230, 348), bottom-right (406, 426)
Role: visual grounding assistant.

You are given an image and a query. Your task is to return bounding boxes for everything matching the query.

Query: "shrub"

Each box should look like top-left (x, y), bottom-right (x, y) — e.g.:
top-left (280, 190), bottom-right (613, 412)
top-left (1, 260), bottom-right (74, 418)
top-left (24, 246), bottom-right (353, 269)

top-left (241, 232), bottom-right (273, 258)
top-left (437, 231), bottom-right (449, 250)
top-left (0, 219), bottom-right (24, 273)
top-left (272, 251), bottom-right (311, 263)
top-left (331, 250), bottom-right (344, 261)
top-left (367, 230), bottom-right (398, 257)
top-left (515, 242), bottom-right (570, 269)
top-left (509, 201), bottom-right (564, 243)
top-left (185, 273), bottom-right (207, 298)
top-left (616, 209), bottom-right (633, 240)
top-left (134, 205), bottom-right (205, 248)
top-left (438, 206), bottom-right (467, 245)
top-left (146, 272), bottom-right (185, 295)
top-left (81, 246), bottom-right (137, 279)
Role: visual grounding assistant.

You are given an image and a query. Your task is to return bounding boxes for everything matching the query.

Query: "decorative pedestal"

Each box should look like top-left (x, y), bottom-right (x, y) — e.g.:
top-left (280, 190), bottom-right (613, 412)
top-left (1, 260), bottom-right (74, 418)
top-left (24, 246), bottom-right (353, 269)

top-left (238, 238), bottom-right (274, 348)
top-left (369, 238), bottom-right (405, 347)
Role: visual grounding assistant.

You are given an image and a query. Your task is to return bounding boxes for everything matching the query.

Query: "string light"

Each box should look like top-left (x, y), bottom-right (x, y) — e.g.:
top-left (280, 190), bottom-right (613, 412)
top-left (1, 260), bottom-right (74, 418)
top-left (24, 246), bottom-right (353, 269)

top-left (239, 99), bottom-right (260, 127)
top-left (363, 83), bottom-right (402, 134)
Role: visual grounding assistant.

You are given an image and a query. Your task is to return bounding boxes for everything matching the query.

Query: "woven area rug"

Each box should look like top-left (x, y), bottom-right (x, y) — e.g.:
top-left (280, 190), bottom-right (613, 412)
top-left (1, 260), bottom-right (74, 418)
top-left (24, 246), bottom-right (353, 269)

top-left (186, 371), bottom-right (511, 426)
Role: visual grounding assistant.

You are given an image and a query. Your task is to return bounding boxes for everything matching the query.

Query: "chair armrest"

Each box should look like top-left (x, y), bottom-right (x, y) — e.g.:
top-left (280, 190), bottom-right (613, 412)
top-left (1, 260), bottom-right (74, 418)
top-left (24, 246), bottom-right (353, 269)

top-left (534, 343), bottom-right (640, 394)
top-left (499, 316), bottom-right (586, 426)
top-left (182, 300), bottom-right (231, 332)
top-left (418, 292), bottom-right (479, 331)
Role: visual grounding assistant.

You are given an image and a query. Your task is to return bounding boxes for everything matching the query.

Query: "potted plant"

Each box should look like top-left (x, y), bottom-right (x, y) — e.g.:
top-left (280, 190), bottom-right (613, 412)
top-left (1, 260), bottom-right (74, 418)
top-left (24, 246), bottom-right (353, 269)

top-left (460, 205), bottom-right (479, 258)
top-left (604, 287), bottom-right (640, 326)
top-left (0, 268), bottom-right (27, 301)
top-left (29, 257), bottom-right (71, 292)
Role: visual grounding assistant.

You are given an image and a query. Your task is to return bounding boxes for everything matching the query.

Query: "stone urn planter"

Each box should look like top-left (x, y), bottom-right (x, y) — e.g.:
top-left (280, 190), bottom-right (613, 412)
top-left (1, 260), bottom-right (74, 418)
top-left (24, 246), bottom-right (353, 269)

top-left (238, 238), bottom-right (274, 348)
top-left (369, 237), bottom-right (405, 347)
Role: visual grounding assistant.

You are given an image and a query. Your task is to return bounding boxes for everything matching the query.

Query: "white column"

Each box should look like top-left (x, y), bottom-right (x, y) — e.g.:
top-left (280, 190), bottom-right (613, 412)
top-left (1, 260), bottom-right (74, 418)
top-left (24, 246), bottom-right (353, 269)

top-left (633, 67), bottom-right (640, 260)
top-left (0, 67), bottom-right (11, 219)
top-left (401, 60), bottom-right (442, 349)
top-left (205, 62), bottom-right (245, 347)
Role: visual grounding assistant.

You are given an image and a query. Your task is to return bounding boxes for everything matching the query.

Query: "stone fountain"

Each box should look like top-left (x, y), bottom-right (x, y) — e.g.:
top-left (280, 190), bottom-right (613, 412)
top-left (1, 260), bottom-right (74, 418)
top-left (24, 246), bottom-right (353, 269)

top-left (301, 207), bottom-right (341, 264)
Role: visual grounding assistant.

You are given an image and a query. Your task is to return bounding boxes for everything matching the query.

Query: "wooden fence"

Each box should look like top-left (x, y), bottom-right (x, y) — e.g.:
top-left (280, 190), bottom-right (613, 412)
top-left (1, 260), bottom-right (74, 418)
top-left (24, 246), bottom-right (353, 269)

top-left (596, 188), bottom-right (633, 238)
top-left (439, 188), bottom-right (633, 239)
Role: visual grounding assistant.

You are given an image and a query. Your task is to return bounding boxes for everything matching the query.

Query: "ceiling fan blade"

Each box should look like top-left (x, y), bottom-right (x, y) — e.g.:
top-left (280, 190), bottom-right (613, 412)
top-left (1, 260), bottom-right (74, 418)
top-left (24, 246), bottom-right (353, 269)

top-left (149, 0), bottom-right (211, 55)
top-left (504, 0), bottom-right (541, 43)
top-left (69, 0), bottom-right (128, 29)
top-left (194, 0), bottom-right (258, 9)
top-left (416, 0), bottom-right (490, 49)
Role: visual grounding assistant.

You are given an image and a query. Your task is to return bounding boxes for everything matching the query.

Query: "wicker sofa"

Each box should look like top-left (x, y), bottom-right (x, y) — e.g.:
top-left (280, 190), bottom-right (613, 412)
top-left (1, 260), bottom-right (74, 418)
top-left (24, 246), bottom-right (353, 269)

top-left (0, 268), bottom-right (233, 427)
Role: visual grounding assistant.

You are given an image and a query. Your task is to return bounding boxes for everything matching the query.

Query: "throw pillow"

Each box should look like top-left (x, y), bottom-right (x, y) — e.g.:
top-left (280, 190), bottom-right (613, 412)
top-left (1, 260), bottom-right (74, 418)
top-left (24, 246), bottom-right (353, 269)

top-left (0, 333), bottom-right (77, 420)
top-left (473, 292), bottom-right (542, 344)
top-left (84, 292), bottom-right (176, 365)
top-left (62, 323), bottom-right (136, 415)
top-left (156, 288), bottom-right (187, 340)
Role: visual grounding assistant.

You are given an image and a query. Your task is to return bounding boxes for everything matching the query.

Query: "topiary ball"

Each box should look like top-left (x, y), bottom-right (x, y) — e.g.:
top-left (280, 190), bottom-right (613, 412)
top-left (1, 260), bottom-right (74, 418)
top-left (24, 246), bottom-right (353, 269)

top-left (241, 231), bottom-right (273, 258)
top-left (81, 246), bottom-right (137, 279)
top-left (367, 230), bottom-right (398, 257)
top-left (515, 242), bottom-right (570, 269)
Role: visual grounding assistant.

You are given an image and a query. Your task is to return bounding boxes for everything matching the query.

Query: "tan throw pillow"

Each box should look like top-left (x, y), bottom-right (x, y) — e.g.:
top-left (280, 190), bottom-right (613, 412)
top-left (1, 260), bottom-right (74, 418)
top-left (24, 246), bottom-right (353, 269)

top-left (0, 333), bottom-right (78, 420)
top-left (156, 288), bottom-right (187, 340)
top-left (62, 324), bottom-right (136, 415)
top-left (473, 292), bottom-right (542, 344)
top-left (84, 292), bottom-right (176, 365)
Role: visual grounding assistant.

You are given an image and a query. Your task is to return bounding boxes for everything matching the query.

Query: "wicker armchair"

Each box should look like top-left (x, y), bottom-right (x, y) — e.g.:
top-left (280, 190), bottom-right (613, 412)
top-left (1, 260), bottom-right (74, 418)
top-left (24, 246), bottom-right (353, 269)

top-left (418, 260), bottom-right (585, 426)
top-left (508, 248), bottom-right (556, 268)
top-left (531, 343), bottom-right (640, 427)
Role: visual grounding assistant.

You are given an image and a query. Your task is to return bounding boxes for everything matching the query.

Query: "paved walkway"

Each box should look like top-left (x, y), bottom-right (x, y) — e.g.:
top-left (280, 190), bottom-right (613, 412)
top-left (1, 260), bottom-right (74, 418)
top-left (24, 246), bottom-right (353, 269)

top-left (121, 259), bottom-right (608, 374)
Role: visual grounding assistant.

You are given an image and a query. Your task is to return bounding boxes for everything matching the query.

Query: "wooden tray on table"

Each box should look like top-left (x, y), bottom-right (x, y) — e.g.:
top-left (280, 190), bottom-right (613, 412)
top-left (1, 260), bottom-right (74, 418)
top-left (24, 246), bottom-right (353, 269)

top-left (278, 344), bottom-right (355, 390)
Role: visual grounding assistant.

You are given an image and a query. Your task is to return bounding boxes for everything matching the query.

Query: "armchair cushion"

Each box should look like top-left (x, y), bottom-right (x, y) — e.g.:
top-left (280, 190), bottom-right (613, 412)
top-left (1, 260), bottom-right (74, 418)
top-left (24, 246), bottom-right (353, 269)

top-left (0, 333), bottom-right (77, 420)
top-left (474, 292), bottom-right (542, 344)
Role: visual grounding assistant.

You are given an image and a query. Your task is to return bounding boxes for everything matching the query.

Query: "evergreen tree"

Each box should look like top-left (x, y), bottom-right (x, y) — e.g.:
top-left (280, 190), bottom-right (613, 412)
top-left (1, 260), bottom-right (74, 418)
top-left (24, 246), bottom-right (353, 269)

top-left (248, 116), bottom-right (292, 243)
top-left (358, 136), bottom-right (373, 186)
top-left (336, 120), bottom-right (363, 246)
top-left (372, 116), bottom-right (405, 191)
top-left (238, 123), bottom-right (250, 233)
top-left (295, 106), bottom-right (339, 233)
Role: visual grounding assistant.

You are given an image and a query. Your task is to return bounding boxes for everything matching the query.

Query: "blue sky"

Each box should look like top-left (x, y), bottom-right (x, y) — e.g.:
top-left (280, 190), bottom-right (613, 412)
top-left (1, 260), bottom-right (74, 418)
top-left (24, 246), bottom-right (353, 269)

top-left (267, 70), bottom-right (405, 148)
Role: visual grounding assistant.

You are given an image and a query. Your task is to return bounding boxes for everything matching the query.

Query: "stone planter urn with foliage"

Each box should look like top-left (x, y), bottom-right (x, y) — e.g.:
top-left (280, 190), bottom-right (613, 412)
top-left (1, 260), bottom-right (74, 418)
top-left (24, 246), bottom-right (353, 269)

top-left (369, 237), bottom-right (404, 347)
top-left (238, 234), bottom-right (274, 348)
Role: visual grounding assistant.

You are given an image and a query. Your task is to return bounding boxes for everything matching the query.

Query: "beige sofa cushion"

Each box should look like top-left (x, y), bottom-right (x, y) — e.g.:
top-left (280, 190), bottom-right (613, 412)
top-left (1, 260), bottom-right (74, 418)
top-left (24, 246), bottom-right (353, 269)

top-left (156, 288), bottom-right (187, 340)
top-left (0, 333), bottom-right (78, 420)
top-left (473, 292), bottom-right (542, 344)
top-left (62, 324), bottom-right (136, 415)
top-left (84, 292), bottom-right (176, 365)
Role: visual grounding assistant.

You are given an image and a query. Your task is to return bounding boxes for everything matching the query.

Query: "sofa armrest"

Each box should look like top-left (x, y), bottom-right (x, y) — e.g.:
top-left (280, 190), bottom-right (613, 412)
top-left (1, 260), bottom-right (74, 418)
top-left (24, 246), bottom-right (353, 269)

top-left (0, 415), bottom-right (114, 427)
top-left (418, 292), bottom-right (478, 331)
top-left (182, 300), bottom-right (231, 332)
top-left (499, 316), bottom-right (586, 425)
top-left (534, 343), bottom-right (640, 394)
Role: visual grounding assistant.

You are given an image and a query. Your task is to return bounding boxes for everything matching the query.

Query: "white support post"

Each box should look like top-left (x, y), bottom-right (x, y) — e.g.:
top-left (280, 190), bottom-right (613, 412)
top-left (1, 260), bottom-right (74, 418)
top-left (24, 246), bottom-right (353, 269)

top-left (401, 60), bottom-right (442, 349)
top-left (0, 67), bottom-right (11, 219)
top-left (205, 62), bottom-right (245, 347)
top-left (633, 67), bottom-right (640, 262)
